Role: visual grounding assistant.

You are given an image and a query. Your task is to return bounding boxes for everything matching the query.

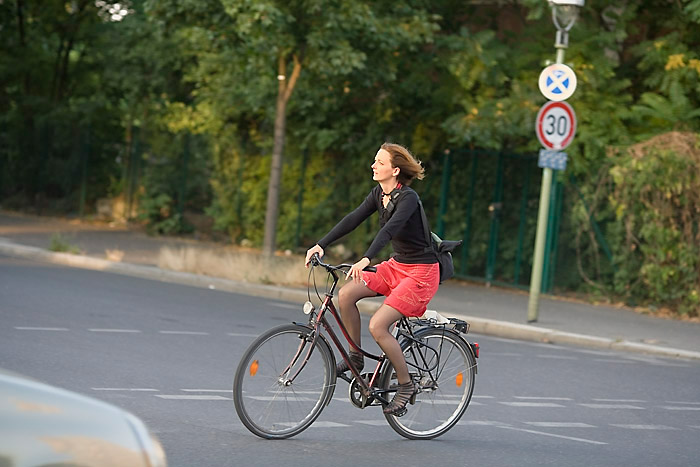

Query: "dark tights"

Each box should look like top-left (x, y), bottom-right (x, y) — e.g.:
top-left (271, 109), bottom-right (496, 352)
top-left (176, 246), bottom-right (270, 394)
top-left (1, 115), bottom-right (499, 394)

top-left (338, 282), bottom-right (411, 384)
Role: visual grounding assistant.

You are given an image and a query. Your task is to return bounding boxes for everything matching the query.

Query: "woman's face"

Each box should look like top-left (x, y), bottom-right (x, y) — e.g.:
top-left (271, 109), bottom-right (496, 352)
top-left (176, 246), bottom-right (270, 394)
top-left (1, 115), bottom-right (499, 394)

top-left (372, 149), bottom-right (399, 182)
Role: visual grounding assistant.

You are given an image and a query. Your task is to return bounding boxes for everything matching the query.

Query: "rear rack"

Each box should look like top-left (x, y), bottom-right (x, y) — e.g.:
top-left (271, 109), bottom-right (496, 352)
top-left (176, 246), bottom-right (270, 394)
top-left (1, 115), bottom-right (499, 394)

top-left (408, 315), bottom-right (470, 334)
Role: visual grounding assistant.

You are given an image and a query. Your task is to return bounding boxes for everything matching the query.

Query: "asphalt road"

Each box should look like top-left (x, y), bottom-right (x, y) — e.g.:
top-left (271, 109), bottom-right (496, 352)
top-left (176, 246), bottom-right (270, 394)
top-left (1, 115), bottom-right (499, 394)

top-left (1, 254), bottom-right (699, 467)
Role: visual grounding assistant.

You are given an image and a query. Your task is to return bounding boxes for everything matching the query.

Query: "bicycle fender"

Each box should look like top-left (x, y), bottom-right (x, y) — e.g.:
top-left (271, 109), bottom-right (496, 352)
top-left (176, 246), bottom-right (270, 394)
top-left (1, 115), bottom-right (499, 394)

top-left (292, 322), bottom-right (338, 403)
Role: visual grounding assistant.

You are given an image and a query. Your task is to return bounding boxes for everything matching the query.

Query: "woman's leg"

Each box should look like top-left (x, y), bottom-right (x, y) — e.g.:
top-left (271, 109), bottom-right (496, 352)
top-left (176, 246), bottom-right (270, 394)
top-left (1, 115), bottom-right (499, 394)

top-left (368, 304), bottom-right (410, 384)
top-left (370, 304), bottom-right (418, 414)
top-left (337, 281), bottom-right (376, 349)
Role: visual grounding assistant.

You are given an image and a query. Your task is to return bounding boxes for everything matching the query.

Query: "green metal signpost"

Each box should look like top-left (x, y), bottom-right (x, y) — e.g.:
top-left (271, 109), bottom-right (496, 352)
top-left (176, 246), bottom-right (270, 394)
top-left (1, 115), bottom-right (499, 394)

top-left (527, 0), bottom-right (584, 322)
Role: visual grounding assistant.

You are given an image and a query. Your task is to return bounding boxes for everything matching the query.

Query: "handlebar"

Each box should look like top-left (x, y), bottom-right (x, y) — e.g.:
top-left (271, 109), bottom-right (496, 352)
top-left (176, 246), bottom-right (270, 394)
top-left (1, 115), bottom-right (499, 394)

top-left (310, 253), bottom-right (377, 273)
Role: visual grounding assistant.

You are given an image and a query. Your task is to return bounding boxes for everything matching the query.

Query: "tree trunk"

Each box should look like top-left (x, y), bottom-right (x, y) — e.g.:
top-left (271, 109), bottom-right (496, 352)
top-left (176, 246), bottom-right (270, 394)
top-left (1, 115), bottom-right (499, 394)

top-left (262, 53), bottom-right (301, 257)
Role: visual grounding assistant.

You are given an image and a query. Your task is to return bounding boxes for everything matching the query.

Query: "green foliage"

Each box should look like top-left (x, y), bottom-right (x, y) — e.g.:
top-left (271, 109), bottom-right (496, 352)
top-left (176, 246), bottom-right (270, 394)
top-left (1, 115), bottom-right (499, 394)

top-left (607, 133), bottom-right (700, 316)
top-left (48, 233), bottom-right (81, 254)
top-left (138, 193), bottom-right (184, 235)
top-left (3, 0), bottom-right (700, 314)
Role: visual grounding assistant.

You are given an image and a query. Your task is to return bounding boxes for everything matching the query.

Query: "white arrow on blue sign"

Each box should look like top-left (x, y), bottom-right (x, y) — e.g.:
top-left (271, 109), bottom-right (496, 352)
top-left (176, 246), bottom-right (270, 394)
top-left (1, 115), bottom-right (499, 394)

top-left (538, 64), bottom-right (577, 102)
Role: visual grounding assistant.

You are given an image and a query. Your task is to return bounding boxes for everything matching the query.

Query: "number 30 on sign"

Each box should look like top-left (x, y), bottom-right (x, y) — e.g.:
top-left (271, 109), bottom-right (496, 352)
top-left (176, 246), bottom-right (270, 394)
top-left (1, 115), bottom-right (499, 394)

top-left (535, 101), bottom-right (577, 150)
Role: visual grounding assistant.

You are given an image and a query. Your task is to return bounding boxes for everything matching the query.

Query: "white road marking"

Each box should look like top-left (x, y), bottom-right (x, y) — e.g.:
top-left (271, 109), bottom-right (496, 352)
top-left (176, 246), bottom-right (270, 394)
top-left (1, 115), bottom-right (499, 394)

top-left (88, 328), bottom-right (141, 333)
top-left (499, 402), bottom-right (566, 408)
top-left (159, 330), bottom-right (210, 335)
top-left (457, 420), bottom-right (510, 426)
top-left (578, 403), bottom-right (644, 410)
top-left (268, 302), bottom-right (299, 309)
top-left (567, 348), bottom-right (614, 357)
top-left (156, 395), bottom-right (230, 400)
top-left (665, 401), bottom-right (700, 405)
top-left (228, 332), bottom-right (259, 338)
top-left (472, 395), bottom-right (495, 399)
top-left (625, 356), bottom-right (690, 368)
top-left (355, 420), bottom-right (387, 426)
top-left (611, 424), bottom-right (678, 430)
top-left (497, 426), bottom-right (607, 445)
top-left (592, 398), bottom-right (646, 403)
top-left (245, 395), bottom-right (318, 402)
top-left (593, 359), bottom-right (636, 364)
top-left (660, 406), bottom-right (700, 411)
top-left (181, 389), bottom-right (231, 393)
top-left (417, 400), bottom-right (480, 406)
top-left (524, 422), bottom-right (596, 428)
top-left (15, 327), bottom-right (69, 331)
top-left (272, 421), bottom-right (350, 429)
top-left (536, 355), bottom-right (578, 360)
top-left (689, 426), bottom-right (700, 430)
top-left (514, 396), bottom-right (573, 401)
top-left (306, 421), bottom-right (351, 428)
top-left (92, 388), bottom-right (159, 391)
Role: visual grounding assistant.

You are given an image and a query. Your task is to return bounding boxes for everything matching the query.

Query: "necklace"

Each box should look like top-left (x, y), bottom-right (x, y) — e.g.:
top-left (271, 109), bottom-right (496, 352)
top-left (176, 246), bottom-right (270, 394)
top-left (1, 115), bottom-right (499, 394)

top-left (382, 183), bottom-right (402, 197)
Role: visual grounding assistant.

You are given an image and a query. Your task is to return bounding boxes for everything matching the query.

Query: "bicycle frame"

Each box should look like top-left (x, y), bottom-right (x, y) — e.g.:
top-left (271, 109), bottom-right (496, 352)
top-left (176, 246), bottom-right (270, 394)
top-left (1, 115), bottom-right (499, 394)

top-left (288, 261), bottom-right (449, 406)
top-left (308, 267), bottom-right (389, 401)
top-left (280, 258), bottom-right (471, 410)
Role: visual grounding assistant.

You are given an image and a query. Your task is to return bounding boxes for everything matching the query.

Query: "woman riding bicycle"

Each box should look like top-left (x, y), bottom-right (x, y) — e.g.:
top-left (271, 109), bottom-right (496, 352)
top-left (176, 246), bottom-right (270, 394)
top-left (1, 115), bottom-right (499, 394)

top-left (305, 142), bottom-right (439, 416)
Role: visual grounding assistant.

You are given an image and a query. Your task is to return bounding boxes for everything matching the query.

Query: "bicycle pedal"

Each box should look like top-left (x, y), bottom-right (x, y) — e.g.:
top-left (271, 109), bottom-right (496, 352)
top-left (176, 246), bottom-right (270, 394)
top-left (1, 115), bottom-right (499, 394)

top-left (393, 407), bottom-right (408, 417)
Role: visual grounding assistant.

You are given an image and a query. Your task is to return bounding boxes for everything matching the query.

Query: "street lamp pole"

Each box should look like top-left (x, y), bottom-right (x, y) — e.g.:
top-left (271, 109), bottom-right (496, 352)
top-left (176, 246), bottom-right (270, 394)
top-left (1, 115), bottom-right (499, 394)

top-left (527, 0), bottom-right (584, 322)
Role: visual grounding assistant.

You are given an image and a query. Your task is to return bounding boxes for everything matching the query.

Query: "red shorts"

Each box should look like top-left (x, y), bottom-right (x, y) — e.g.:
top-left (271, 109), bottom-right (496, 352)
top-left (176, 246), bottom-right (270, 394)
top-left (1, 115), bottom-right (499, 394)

top-left (362, 258), bottom-right (440, 317)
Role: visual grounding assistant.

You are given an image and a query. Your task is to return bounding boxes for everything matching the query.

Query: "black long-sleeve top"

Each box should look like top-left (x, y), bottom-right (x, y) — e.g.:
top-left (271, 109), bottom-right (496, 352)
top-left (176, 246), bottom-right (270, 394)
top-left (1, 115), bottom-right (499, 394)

top-left (317, 185), bottom-right (437, 264)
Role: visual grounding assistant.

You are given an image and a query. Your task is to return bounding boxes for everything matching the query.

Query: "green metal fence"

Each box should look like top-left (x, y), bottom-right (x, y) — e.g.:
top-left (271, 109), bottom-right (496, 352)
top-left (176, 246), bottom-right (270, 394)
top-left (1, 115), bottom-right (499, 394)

top-left (423, 148), bottom-right (565, 293)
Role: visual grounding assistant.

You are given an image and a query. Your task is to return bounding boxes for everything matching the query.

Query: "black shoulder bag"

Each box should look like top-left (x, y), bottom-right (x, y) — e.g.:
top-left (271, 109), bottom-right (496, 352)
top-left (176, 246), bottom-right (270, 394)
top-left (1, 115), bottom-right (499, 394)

top-left (417, 200), bottom-right (463, 284)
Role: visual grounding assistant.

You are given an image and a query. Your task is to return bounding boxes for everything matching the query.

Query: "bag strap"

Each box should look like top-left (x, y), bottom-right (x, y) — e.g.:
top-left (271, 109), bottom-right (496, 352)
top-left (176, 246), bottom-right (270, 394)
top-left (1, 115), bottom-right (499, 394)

top-left (382, 183), bottom-right (404, 218)
top-left (417, 200), bottom-right (436, 254)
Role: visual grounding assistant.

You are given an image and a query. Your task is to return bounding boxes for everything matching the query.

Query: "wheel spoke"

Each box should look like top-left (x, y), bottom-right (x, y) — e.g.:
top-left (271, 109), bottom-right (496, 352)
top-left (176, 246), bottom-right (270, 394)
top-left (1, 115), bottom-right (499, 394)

top-left (233, 325), bottom-right (333, 439)
top-left (383, 330), bottom-right (475, 439)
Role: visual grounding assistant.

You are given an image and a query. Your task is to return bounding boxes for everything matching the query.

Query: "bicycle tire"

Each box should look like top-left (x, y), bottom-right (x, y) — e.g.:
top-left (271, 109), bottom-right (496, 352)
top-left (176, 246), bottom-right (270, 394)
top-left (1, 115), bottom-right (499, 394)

top-left (233, 323), bottom-right (336, 439)
top-left (380, 327), bottom-right (476, 440)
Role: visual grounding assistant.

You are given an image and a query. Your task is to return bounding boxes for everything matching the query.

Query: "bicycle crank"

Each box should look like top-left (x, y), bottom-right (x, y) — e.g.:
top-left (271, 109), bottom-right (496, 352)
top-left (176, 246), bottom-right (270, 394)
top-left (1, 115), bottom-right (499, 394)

top-left (349, 374), bottom-right (375, 409)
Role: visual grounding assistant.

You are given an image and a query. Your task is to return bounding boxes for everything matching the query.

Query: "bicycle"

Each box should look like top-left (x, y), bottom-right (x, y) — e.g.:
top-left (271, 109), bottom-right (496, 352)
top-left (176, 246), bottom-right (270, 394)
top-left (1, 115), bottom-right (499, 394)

top-left (233, 254), bottom-right (479, 440)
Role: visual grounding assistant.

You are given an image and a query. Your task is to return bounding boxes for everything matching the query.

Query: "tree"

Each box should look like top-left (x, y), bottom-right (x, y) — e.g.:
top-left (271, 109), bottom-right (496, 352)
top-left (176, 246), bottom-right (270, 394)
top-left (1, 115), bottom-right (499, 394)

top-left (211, 0), bottom-right (439, 256)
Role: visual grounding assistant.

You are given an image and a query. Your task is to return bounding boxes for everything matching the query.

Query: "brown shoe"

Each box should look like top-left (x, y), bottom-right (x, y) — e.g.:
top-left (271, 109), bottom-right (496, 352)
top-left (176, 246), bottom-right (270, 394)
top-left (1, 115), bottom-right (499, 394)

top-left (383, 381), bottom-right (417, 417)
top-left (336, 350), bottom-right (364, 375)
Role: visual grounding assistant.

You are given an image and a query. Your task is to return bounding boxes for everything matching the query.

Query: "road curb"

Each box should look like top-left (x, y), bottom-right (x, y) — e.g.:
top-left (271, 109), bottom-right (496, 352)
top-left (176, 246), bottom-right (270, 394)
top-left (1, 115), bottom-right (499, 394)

top-left (2, 240), bottom-right (699, 361)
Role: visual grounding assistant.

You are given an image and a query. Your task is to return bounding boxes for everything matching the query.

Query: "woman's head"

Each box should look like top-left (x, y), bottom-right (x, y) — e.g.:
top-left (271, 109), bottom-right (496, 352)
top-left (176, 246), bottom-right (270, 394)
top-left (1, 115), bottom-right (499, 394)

top-left (379, 142), bottom-right (425, 186)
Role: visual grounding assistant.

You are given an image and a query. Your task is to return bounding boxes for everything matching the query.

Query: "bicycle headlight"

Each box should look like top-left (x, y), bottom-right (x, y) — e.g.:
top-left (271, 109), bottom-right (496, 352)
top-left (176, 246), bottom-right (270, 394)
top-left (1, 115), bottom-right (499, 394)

top-left (302, 301), bottom-right (315, 315)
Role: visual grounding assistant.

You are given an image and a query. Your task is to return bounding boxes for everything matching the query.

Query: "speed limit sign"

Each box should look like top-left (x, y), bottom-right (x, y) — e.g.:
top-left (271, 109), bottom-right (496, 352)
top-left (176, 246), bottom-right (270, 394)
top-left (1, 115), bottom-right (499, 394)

top-left (535, 101), bottom-right (577, 150)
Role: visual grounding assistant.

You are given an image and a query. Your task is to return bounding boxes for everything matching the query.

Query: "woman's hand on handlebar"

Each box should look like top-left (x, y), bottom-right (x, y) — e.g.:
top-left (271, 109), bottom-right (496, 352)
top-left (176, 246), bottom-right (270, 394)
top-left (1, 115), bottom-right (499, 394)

top-left (305, 244), bottom-right (324, 268)
top-left (346, 257), bottom-right (370, 283)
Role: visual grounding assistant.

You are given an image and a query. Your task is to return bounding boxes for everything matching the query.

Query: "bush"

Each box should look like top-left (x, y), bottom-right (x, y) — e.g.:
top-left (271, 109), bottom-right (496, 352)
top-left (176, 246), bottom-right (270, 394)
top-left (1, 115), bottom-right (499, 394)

top-left (48, 233), bottom-right (81, 254)
top-left (138, 193), bottom-right (185, 235)
top-left (608, 132), bottom-right (700, 316)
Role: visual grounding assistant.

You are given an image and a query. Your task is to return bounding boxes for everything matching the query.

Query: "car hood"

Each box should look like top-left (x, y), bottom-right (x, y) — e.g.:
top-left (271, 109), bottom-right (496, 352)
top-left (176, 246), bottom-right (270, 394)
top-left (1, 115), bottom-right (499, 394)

top-left (0, 369), bottom-right (156, 467)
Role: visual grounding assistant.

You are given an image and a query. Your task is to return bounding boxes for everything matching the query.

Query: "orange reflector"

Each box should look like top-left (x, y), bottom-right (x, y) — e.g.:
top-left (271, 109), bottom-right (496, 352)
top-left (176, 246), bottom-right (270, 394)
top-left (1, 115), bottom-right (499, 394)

top-left (455, 372), bottom-right (463, 387)
top-left (250, 360), bottom-right (259, 377)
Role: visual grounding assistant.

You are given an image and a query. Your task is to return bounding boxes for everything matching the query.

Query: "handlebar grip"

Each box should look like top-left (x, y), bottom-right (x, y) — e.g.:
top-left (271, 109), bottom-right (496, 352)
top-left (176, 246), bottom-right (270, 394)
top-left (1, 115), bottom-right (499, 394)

top-left (364, 266), bottom-right (377, 273)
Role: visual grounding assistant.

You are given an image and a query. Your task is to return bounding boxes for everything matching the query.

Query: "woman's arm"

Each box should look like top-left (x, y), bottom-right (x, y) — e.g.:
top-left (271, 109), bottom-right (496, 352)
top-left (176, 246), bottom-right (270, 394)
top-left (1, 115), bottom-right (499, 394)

top-left (316, 188), bottom-right (378, 250)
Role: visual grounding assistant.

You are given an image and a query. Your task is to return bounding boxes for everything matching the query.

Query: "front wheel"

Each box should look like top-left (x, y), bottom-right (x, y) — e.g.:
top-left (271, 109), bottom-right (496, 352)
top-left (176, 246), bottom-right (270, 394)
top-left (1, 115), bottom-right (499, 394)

top-left (381, 328), bottom-right (476, 440)
top-left (233, 324), bottom-right (335, 439)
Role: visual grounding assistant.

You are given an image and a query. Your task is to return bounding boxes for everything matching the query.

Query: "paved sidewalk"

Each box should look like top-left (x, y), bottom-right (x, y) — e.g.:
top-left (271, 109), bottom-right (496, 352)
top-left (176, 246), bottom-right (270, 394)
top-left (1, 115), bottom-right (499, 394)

top-left (1, 210), bottom-right (698, 360)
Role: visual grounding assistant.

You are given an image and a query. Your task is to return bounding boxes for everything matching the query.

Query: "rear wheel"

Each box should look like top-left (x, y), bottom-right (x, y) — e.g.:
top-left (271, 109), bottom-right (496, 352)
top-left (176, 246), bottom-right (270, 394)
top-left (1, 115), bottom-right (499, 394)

top-left (381, 328), bottom-right (476, 439)
top-left (233, 324), bottom-right (335, 439)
